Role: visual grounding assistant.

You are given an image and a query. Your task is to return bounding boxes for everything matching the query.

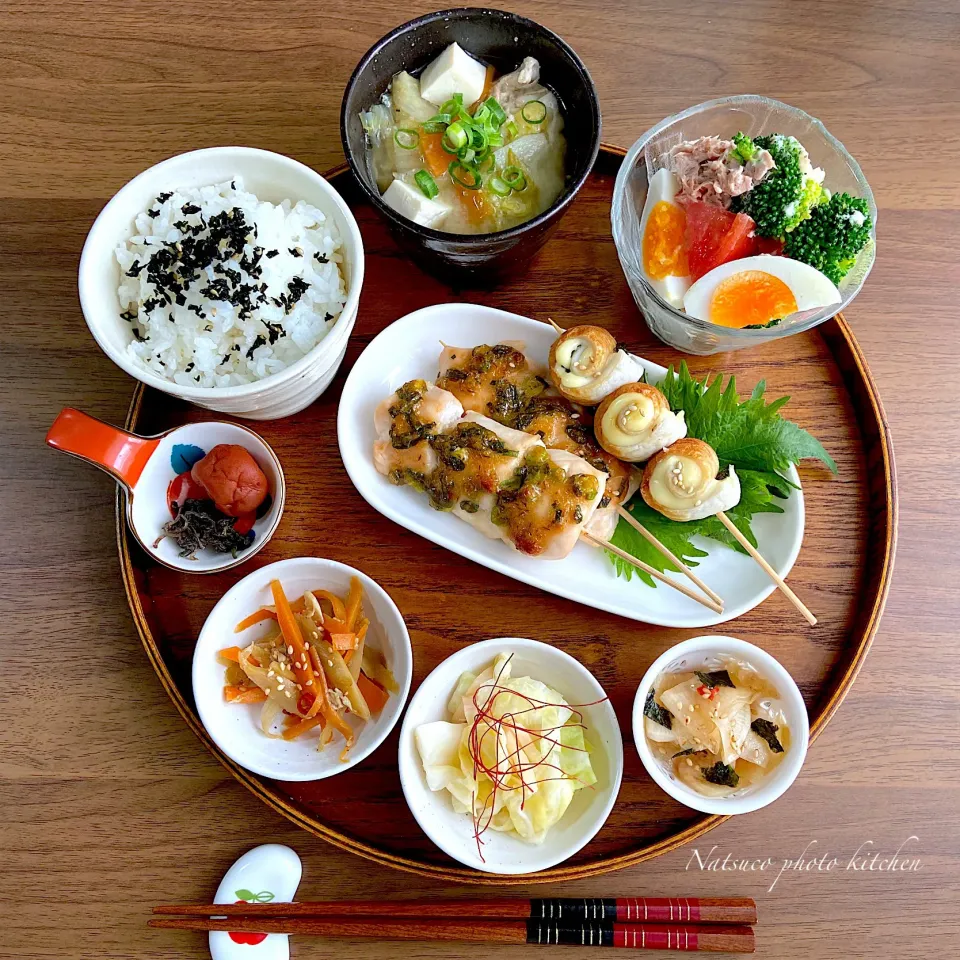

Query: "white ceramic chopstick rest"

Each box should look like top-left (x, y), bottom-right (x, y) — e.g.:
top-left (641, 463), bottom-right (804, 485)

top-left (209, 844), bottom-right (302, 960)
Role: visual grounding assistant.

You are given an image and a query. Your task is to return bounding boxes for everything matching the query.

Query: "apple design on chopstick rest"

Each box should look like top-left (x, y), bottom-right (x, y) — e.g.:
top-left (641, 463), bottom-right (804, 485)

top-left (209, 844), bottom-right (302, 960)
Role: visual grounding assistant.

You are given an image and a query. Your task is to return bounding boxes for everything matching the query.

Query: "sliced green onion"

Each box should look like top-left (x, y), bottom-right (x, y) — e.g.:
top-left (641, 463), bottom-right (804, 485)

top-left (459, 147), bottom-right (476, 165)
top-left (477, 153), bottom-right (496, 173)
top-left (422, 113), bottom-right (451, 134)
top-left (502, 165), bottom-right (526, 191)
top-left (472, 103), bottom-right (491, 125)
top-left (449, 161), bottom-right (481, 190)
top-left (414, 169), bottom-right (439, 199)
top-left (469, 125), bottom-right (488, 151)
top-left (394, 128), bottom-right (419, 149)
top-left (521, 100), bottom-right (547, 124)
top-left (443, 121), bottom-right (468, 152)
top-left (485, 131), bottom-right (504, 148)
top-left (488, 176), bottom-right (511, 197)
top-left (440, 94), bottom-right (464, 117)
top-left (505, 120), bottom-right (519, 139)
top-left (484, 97), bottom-right (507, 127)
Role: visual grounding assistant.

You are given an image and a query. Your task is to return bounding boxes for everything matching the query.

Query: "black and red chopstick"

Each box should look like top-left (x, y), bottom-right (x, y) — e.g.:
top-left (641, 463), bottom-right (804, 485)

top-left (151, 897), bottom-right (758, 953)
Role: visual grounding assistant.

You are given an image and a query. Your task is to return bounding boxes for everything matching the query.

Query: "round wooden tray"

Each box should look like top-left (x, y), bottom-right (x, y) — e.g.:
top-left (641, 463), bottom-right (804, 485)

top-left (118, 145), bottom-right (897, 883)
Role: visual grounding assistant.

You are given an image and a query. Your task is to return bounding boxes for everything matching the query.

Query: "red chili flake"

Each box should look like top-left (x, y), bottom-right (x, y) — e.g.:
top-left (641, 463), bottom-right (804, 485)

top-left (697, 684), bottom-right (720, 700)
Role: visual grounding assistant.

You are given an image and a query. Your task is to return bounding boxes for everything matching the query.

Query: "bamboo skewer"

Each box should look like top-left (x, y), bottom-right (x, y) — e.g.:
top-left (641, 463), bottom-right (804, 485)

top-left (715, 512), bottom-right (816, 625)
top-left (148, 916), bottom-right (756, 953)
top-left (582, 532), bottom-right (723, 615)
top-left (615, 507), bottom-right (724, 607)
top-left (153, 896), bottom-right (758, 924)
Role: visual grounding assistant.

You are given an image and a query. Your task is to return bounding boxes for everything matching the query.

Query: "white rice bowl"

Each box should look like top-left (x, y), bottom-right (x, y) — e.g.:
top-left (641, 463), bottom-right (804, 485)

top-left (115, 178), bottom-right (347, 388)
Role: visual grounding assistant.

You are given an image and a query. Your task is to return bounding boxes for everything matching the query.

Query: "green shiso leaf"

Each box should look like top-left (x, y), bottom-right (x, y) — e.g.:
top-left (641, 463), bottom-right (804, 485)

top-left (608, 362), bottom-right (836, 587)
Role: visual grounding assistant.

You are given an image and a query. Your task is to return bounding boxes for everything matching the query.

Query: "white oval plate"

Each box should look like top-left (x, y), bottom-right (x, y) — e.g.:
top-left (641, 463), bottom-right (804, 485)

top-left (338, 303), bottom-right (804, 627)
top-left (397, 637), bottom-right (623, 875)
top-left (192, 556), bottom-right (413, 781)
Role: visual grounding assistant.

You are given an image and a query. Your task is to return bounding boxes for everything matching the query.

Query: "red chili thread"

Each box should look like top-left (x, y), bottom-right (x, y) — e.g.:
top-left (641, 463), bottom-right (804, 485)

top-left (462, 655), bottom-right (608, 861)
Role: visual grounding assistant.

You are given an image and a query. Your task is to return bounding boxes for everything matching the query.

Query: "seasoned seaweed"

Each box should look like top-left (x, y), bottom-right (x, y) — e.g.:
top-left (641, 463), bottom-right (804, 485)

top-left (702, 762), bottom-right (740, 788)
top-left (750, 718), bottom-right (785, 753)
top-left (695, 670), bottom-right (735, 689)
top-left (643, 689), bottom-right (673, 730)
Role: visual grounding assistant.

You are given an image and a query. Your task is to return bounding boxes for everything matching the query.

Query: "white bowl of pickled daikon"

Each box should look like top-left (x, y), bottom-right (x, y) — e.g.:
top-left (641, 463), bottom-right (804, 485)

top-left (633, 636), bottom-right (809, 815)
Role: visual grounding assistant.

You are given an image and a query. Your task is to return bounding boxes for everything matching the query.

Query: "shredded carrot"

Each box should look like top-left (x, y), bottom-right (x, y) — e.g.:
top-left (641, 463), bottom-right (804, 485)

top-left (271, 580), bottom-right (321, 718)
top-left (311, 589), bottom-right (346, 621)
top-left (357, 672), bottom-right (390, 714)
top-left (420, 131), bottom-right (450, 177)
top-left (323, 615), bottom-right (349, 634)
top-left (224, 685), bottom-right (267, 704)
top-left (218, 646), bottom-right (242, 663)
top-left (308, 646), bottom-right (355, 747)
top-left (330, 632), bottom-right (357, 652)
top-left (234, 608), bottom-right (276, 632)
top-left (235, 597), bottom-right (305, 632)
top-left (344, 577), bottom-right (363, 631)
top-left (344, 620), bottom-right (368, 665)
top-left (282, 716), bottom-right (325, 740)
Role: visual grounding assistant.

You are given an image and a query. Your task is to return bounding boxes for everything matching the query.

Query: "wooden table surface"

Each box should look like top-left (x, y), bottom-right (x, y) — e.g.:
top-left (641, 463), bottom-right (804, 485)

top-left (2, 1), bottom-right (958, 957)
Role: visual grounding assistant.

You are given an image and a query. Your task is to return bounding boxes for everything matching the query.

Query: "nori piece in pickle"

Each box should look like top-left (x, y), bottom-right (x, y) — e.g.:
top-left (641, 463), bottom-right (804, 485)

top-left (750, 718), bottom-right (785, 753)
top-left (695, 669), bottom-right (735, 688)
top-left (643, 690), bottom-right (673, 730)
top-left (703, 762), bottom-right (740, 788)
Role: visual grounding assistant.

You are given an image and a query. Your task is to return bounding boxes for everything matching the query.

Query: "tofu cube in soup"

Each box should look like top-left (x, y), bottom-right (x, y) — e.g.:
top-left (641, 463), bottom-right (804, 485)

top-left (419, 42), bottom-right (487, 106)
top-left (382, 179), bottom-right (451, 228)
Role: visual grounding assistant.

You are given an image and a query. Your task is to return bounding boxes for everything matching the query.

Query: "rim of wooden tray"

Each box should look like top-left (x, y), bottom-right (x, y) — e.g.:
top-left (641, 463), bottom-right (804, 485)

top-left (116, 145), bottom-right (897, 884)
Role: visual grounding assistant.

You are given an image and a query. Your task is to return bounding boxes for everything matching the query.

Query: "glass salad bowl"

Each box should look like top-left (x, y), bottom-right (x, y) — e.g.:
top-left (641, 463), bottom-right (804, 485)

top-left (611, 95), bottom-right (877, 355)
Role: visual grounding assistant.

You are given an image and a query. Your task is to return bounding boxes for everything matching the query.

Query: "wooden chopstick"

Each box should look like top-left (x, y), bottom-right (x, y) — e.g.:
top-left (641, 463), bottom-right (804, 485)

top-left (715, 511), bottom-right (817, 625)
top-left (616, 506), bottom-right (724, 607)
top-left (149, 916), bottom-right (756, 953)
top-left (153, 896), bottom-right (757, 925)
top-left (582, 531), bottom-right (724, 615)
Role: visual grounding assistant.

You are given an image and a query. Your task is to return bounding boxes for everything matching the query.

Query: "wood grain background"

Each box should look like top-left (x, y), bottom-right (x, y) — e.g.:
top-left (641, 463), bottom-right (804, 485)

top-left (1, 1), bottom-right (958, 957)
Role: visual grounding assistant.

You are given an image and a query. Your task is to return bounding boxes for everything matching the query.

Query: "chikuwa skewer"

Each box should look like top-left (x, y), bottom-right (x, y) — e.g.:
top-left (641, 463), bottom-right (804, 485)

top-left (153, 896), bottom-right (757, 924)
top-left (715, 511), bottom-right (817, 625)
top-left (581, 532), bottom-right (724, 615)
top-left (148, 916), bottom-right (756, 953)
top-left (543, 318), bottom-right (723, 610)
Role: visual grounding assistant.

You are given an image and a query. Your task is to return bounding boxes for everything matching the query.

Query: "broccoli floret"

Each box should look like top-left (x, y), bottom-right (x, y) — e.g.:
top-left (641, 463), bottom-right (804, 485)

top-left (730, 134), bottom-right (804, 237)
top-left (730, 131), bottom-right (757, 165)
top-left (783, 192), bottom-right (873, 285)
top-left (783, 178), bottom-right (826, 234)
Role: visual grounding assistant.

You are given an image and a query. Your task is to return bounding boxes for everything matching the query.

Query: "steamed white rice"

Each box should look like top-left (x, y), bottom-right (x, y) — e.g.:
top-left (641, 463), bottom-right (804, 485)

top-left (115, 178), bottom-right (347, 387)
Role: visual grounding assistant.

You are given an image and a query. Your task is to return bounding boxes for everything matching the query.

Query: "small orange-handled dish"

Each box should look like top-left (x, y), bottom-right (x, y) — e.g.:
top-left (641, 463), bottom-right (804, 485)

top-left (46, 408), bottom-right (285, 573)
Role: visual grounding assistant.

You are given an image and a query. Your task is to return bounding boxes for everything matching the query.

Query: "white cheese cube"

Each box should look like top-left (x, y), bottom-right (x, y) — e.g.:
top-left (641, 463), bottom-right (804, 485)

top-left (382, 178), bottom-right (450, 228)
top-left (418, 42), bottom-right (487, 107)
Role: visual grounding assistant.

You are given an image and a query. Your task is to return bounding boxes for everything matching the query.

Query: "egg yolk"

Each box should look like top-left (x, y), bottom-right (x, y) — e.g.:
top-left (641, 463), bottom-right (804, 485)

top-left (709, 270), bottom-right (798, 329)
top-left (643, 201), bottom-right (688, 279)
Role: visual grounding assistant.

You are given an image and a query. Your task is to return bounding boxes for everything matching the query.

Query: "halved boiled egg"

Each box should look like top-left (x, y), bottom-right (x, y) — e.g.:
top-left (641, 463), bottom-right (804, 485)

top-left (639, 168), bottom-right (691, 308)
top-left (682, 255), bottom-right (841, 329)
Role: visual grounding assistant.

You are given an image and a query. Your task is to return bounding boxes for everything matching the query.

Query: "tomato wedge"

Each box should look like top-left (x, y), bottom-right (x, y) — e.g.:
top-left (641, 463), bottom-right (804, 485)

top-left (682, 200), bottom-right (759, 280)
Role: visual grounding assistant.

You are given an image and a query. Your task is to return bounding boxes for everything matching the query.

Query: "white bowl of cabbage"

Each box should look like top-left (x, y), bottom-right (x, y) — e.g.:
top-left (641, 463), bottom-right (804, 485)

top-left (398, 637), bottom-right (622, 875)
top-left (633, 636), bottom-right (809, 815)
